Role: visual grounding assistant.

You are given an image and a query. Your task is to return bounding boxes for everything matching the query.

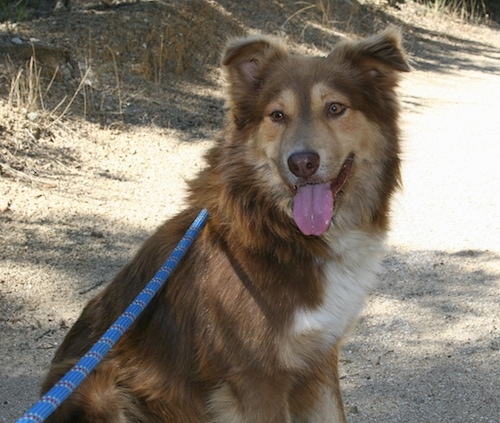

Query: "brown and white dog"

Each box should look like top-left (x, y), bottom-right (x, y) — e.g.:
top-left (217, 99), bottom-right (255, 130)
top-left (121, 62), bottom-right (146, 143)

top-left (41, 29), bottom-right (410, 422)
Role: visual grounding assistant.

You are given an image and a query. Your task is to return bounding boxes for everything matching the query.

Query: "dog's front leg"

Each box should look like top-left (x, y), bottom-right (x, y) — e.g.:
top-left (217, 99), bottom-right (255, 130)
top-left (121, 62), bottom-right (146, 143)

top-left (291, 381), bottom-right (346, 423)
top-left (302, 382), bottom-right (346, 423)
top-left (308, 353), bottom-right (346, 423)
top-left (291, 345), bottom-right (346, 423)
top-left (209, 372), bottom-right (292, 423)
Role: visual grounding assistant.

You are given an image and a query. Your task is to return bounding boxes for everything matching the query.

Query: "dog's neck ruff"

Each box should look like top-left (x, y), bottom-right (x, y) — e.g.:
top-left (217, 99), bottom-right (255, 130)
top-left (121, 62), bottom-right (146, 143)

top-left (281, 230), bottom-right (384, 370)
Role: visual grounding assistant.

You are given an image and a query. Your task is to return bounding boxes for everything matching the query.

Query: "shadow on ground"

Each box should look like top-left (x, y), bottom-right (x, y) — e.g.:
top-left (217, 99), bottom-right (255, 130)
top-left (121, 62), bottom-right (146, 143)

top-left (341, 248), bottom-right (500, 422)
top-left (0, 210), bottom-right (149, 298)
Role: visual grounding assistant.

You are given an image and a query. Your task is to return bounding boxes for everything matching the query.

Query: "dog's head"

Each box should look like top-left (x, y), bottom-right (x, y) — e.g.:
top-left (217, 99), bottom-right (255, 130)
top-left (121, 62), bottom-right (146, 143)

top-left (220, 30), bottom-right (410, 237)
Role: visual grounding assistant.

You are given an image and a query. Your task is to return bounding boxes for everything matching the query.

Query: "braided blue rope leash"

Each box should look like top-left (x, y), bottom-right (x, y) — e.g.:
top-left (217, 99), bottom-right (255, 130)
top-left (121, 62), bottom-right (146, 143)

top-left (16, 209), bottom-right (209, 423)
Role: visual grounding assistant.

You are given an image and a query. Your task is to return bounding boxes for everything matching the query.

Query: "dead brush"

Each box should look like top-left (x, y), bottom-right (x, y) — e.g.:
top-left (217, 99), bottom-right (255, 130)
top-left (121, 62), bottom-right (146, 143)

top-left (6, 46), bottom-right (91, 125)
top-left (8, 54), bottom-right (45, 112)
top-left (286, 0), bottom-right (335, 27)
top-left (419, 0), bottom-right (488, 22)
top-left (283, 0), bottom-right (360, 42)
top-left (141, 25), bottom-right (190, 83)
top-left (2, 48), bottom-right (91, 181)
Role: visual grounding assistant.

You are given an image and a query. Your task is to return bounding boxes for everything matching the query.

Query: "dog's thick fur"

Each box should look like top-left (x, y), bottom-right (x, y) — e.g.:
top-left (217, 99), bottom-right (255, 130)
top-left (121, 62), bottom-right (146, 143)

top-left (41, 29), bottom-right (409, 422)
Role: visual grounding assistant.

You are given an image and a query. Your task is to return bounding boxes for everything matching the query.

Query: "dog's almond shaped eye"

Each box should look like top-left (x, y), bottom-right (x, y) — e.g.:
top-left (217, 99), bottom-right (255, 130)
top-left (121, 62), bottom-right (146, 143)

top-left (270, 110), bottom-right (285, 122)
top-left (328, 103), bottom-right (346, 117)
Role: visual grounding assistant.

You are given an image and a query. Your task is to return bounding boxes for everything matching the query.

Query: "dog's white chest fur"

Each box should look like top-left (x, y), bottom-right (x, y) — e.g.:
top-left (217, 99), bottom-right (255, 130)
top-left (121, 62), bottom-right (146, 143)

top-left (279, 231), bottom-right (384, 369)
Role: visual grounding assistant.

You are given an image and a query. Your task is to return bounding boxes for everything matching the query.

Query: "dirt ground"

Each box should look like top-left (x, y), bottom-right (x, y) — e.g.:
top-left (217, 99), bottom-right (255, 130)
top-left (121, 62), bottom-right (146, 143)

top-left (1, 1), bottom-right (499, 422)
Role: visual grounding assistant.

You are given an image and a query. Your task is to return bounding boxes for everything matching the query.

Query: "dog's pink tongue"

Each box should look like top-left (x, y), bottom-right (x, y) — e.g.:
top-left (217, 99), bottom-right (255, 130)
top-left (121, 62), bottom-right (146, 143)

top-left (293, 182), bottom-right (333, 236)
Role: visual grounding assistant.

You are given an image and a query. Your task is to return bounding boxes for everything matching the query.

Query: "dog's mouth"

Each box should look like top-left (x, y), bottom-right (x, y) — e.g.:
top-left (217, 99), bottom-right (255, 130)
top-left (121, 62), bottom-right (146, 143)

top-left (292, 153), bottom-right (354, 236)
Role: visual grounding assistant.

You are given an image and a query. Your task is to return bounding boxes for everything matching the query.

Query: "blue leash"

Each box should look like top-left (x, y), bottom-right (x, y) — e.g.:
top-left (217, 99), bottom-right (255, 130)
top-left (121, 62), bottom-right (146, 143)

top-left (16, 209), bottom-right (209, 423)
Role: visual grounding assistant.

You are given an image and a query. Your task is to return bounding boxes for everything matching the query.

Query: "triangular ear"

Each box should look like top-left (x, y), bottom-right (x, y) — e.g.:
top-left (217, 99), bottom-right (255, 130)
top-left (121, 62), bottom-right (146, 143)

top-left (329, 27), bottom-right (410, 79)
top-left (222, 35), bottom-right (289, 127)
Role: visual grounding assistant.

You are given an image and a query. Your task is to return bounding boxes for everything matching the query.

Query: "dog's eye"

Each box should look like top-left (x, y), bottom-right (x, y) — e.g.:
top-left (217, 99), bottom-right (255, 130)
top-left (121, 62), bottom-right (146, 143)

top-left (270, 110), bottom-right (285, 122)
top-left (328, 103), bottom-right (346, 117)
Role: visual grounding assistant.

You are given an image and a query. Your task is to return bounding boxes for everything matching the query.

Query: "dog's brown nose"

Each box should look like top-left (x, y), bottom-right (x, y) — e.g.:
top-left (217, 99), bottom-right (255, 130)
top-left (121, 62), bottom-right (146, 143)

top-left (287, 152), bottom-right (320, 178)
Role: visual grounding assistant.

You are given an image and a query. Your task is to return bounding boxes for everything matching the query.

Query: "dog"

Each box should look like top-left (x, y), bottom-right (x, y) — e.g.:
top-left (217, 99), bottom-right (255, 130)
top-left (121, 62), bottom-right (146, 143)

top-left (41, 29), bottom-right (410, 422)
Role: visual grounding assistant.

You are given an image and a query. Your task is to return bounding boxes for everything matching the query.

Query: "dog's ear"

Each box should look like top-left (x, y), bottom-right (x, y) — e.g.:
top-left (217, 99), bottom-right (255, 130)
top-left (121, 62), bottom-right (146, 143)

top-left (222, 35), bottom-right (289, 128)
top-left (330, 28), bottom-right (410, 80)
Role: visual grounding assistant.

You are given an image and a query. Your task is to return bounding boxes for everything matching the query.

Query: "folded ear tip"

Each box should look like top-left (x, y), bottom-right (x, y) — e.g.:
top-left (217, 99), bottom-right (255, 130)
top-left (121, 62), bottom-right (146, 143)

top-left (380, 26), bottom-right (404, 42)
top-left (222, 34), bottom-right (287, 68)
top-left (359, 27), bottom-right (411, 73)
top-left (377, 27), bottom-right (411, 68)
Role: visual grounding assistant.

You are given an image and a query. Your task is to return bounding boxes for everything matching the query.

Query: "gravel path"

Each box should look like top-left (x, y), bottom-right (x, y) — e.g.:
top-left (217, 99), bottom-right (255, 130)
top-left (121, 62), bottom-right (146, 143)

top-left (1, 14), bottom-right (500, 423)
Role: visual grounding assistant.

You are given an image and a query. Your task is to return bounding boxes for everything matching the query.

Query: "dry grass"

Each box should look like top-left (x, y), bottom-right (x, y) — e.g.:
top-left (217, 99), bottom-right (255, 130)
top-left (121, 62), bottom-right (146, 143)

top-left (5, 43), bottom-right (101, 127)
top-left (285, 0), bottom-right (336, 27)
top-left (414, 0), bottom-right (488, 22)
top-left (0, 100), bottom-right (80, 182)
top-left (1, 46), bottom-right (89, 181)
top-left (8, 53), bottom-right (44, 112)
